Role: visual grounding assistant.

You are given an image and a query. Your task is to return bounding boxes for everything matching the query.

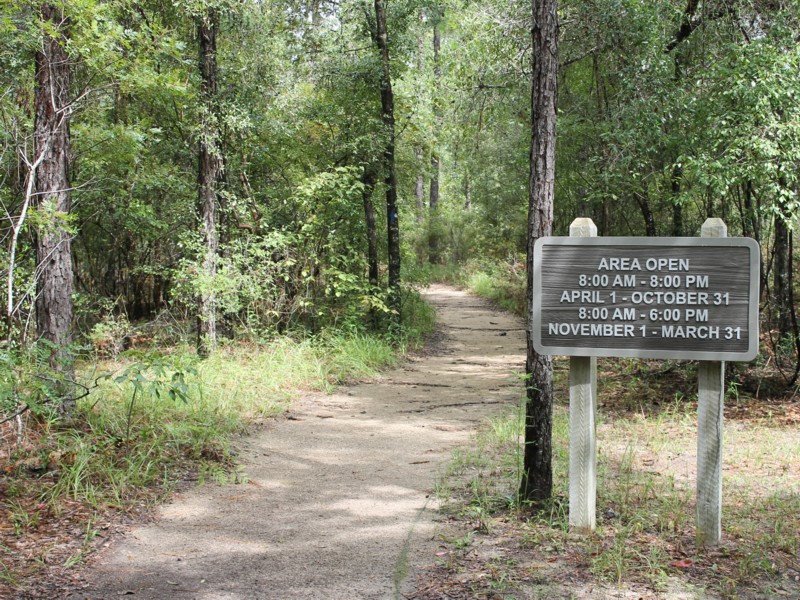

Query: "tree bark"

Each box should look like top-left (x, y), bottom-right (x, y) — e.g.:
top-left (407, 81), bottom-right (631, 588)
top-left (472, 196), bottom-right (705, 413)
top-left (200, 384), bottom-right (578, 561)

top-left (665, 0), bottom-right (701, 54)
top-left (742, 180), bottom-right (766, 296)
top-left (671, 164), bottom-right (683, 236)
top-left (34, 3), bottom-right (75, 410)
top-left (463, 170), bottom-right (472, 211)
top-left (773, 211), bottom-right (792, 339)
top-left (520, 0), bottom-right (558, 504)
top-left (415, 148), bottom-right (425, 222)
top-left (373, 0), bottom-right (400, 315)
top-left (197, 10), bottom-right (222, 357)
top-left (428, 15), bottom-right (442, 264)
top-left (634, 190), bottom-right (657, 236)
top-left (362, 166), bottom-right (379, 288)
top-left (415, 11), bottom-right (425, 224)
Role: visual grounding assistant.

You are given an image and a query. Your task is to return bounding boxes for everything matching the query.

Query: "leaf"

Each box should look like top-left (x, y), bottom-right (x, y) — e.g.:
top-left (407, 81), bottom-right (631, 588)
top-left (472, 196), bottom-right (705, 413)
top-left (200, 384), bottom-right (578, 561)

top-left (670, 559), bottom-right (694, 569)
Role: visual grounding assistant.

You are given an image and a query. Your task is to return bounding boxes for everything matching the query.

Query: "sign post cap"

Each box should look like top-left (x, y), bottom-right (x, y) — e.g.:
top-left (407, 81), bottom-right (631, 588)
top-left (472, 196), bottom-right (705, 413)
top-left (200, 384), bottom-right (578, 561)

top-left (701, 218), bottom-right (727, 238)
top-left (570, 218), bottom-right (597, 237)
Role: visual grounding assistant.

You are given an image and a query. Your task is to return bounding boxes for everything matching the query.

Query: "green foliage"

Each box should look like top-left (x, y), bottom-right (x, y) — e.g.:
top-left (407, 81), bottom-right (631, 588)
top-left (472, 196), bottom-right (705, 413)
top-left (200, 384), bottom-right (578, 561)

top-left (683, 34), bottom-right (800, 209)
top-left (0, 346), bottom-right (84, 419)
top-left (172, 166), bottom-right (392, 334)
top-left (0, 0), bottom-right (796, 350)
top-left (464, 260), bottom-right (526, 315)
top-left (433, 371), bottom-right (800, 597)
top-left (397, 286), bottom-right (437, 346)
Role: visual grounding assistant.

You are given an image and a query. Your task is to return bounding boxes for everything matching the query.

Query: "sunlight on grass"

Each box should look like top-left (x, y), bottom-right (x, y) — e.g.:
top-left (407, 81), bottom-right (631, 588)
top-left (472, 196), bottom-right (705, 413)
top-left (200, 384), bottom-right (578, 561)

top-left (1, 290), bottom-right (437, 591)
top-left (36, 333), bottom-right (403, 512)
top-left (465, 266), bottom-right (526, 315)
top-left (435, 386), bottom-right (800, 599)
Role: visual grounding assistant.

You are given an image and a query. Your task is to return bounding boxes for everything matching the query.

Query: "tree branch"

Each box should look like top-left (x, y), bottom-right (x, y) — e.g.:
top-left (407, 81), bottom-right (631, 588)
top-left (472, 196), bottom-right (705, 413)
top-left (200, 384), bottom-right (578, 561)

top-left (665, 0), bottom-right (701, 53)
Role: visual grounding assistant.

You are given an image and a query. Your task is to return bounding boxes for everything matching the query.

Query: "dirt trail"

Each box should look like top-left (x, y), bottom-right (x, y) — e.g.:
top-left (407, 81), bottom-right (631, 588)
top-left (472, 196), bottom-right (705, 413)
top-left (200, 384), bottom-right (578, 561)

top-left (80, 284), bottom-right (526, 599)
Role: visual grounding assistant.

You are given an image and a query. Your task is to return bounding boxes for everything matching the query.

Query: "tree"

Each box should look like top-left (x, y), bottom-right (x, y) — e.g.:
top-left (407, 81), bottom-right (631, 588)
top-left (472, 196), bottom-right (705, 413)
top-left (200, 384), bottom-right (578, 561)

top-left (361, 165), bottom-right (379, 290)
top-left (196, 6), bottom-right (223, 357)
top-left (34, 2), bottom-right (75, 408)
top-left (520, 0), bottom-right (558, 504)
top-left (373, 0), bottom-right (400, 315)
top-left (428, 9), bottom-right (442, 264)
top-left (414, 9), bottom-right (426, 224)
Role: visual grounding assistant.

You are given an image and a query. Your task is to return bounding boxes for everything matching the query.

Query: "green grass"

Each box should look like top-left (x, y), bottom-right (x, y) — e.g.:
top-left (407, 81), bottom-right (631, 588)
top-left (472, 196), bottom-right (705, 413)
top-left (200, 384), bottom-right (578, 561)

top-left (408, 259), bottom-right (526, 316)
top-left (431, 362), bottom-right (800, 599)
top-left (1, 313), bottom-right (435, 591)
top-left (61, 332), bottom-right (406, 507)
top-left (466, 270), bottom-right (525, 315)
top-left (454, 259), bottom-right (526, 315)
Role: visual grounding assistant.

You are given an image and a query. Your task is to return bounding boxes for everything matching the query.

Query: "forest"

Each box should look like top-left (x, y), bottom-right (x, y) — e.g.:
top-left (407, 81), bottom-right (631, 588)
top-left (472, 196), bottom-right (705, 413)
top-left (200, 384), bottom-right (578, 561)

top-left (0, 0), bottom-right (799, 596)
top-left (2, 0), bottom-right (799, 378)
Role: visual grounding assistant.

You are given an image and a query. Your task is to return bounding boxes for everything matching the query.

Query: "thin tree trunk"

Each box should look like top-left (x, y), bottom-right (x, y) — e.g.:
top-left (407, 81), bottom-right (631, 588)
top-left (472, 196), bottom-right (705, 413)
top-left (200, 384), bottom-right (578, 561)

top-left (362, 167), bottom-right (379, 288)
top-left (774, 211), bottom-right (792, 339)
top-left (34, 3), bottom-right (75, 411)
top-left (415, 148), bottom-right (425, 221)
top-left (520, 0), bottom-right (558, 505)
top-left (415, 11), bottom-right (425, 224)
top-left (671, 164), bottom-right (683, 236)
top-left (374, 0), bottom-right (400, 315)
top-left (463, 170), bottom-right (472, 211)
top-left (634, 190), bottom-right (657, 236)
top-left (197, 11), bottom-right (221, 357)
top-left (428, 15), bottom-right (442, 264)
top-left (428, 151), bottom-right (440, 264)
top-left (743, 180), bottom-right (766, 296)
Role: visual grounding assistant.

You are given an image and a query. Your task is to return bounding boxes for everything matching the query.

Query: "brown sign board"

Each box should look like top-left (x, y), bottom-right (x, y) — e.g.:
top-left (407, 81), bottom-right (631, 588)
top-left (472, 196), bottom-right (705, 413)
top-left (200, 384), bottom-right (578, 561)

top-left (533, 237), bottom-right (760, 361)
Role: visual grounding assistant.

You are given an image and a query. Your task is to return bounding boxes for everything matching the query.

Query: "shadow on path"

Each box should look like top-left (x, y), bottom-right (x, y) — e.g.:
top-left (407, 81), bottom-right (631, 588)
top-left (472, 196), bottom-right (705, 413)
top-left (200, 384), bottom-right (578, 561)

top-left (78, 285), bottom-right (526, 600)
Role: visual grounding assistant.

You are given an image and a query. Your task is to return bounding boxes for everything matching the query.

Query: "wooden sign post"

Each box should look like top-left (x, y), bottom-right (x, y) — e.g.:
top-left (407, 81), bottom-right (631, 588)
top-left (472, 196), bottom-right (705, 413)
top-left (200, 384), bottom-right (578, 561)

top-left (532, 218), bottom-right (759, 546)
top-left (568, 218), bottom-right (597, 532)
top-left (696, 218), bottom-right (726, 546)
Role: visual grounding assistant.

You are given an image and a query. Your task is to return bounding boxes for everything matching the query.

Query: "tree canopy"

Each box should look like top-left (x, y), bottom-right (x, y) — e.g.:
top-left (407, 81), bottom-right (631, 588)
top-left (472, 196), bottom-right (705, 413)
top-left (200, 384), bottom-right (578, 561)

top-left (0, 0), bottom-right (798, 388)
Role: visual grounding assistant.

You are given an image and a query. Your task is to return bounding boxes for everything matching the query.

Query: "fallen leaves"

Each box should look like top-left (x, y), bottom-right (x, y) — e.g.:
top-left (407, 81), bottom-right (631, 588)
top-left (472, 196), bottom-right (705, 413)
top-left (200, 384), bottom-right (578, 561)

top-left (670, 558), bottom-right (694, 569)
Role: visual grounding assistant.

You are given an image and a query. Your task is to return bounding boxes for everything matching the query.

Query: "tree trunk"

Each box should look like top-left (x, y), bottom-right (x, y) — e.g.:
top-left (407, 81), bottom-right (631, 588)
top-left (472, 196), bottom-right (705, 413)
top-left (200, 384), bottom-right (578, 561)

top-left (743, 180), bottom-right (766, 296)
top-left (520, 0), bottom-right (558, 505)
top-left (428, 16), bottom-right (442, 264)
top-left (415, 148), bottom-right (425, 222)
top-left (374, 0), bottom-right (401, 315)
top-left (671, 164), bottom-right (683, 236)
top-left (415, 11), bottom-right (425, 224)
top-left (362, 166), bottom-right (379, 288)
top-left (197, 10), bottom-right (222, 357)
top-left (34, 3), bottom-right (75, 411)
top-left (634, 190), bottom-right (657, 236)
top-left (464, 170), bottom-right (472, 211)
top-left (428, 154), bottom-right (440, 264)
top-left (773, 211), bottom-right (792, 339)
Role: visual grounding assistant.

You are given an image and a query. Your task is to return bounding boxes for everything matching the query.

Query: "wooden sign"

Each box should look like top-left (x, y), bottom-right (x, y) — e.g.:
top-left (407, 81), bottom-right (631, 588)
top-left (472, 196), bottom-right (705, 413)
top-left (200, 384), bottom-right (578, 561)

top-left (533, 237), bottom-right (760, 361)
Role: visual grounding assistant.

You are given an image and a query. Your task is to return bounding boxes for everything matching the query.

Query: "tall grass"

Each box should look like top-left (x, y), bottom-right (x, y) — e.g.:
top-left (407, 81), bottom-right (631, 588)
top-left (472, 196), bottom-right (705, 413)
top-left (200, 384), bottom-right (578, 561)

top-left (77, 333), bottom-right (402, 502)
top-left (408, 258), bottom-right (526, 316)
top-left (461, 260), bottom-right (526, 315)
top-left (434, 382), bottom-right (800, 598)
top-left (3, 323), bottom-right (427, 521)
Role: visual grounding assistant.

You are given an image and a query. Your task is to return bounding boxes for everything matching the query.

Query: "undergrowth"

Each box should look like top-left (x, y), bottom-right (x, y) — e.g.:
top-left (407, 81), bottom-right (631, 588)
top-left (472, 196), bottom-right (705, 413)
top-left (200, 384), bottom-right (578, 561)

top-left (431, 359), bottom-right (800, 599)
top-left (0, 289), bottom-right (436, 592)
top-left (413, 259), bottom-right (526, 316)
top-left (465, 260), bottom-right (526, 315)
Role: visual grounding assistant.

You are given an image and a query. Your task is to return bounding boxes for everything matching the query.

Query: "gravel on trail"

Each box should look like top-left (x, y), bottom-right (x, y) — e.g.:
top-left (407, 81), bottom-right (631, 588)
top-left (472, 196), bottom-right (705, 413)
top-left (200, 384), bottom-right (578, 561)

top-left (78, 284), bottom-right (526, 600)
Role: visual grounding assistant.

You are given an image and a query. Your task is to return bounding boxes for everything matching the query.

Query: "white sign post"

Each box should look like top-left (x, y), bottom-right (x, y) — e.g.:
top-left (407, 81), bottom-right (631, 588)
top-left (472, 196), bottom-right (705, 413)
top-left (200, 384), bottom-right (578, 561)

top-left (696, 218), bottom-right (726, 546)
top-left (568, 218), bottom-right (597, 532)
top-left (532, 218), bottom-right (758, 546)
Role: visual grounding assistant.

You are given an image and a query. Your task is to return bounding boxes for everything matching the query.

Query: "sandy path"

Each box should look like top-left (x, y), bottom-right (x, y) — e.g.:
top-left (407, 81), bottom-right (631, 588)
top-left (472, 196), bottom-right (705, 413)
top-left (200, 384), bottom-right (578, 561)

top-left (80, 284), bottom-right (526, 599)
